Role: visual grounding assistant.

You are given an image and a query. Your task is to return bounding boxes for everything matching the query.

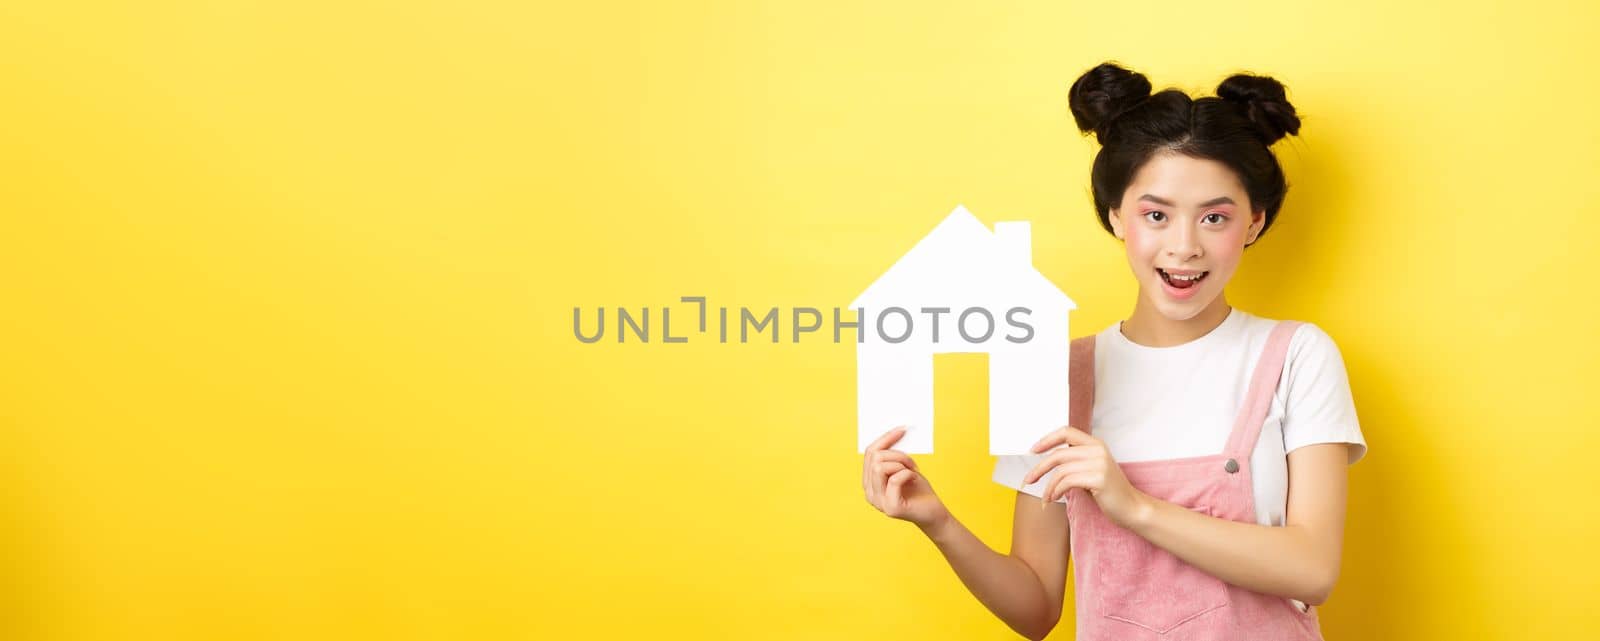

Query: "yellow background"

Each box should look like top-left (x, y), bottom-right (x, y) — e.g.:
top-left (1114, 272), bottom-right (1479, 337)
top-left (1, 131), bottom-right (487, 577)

top-left (3, 1), bottom-right (1597, 639)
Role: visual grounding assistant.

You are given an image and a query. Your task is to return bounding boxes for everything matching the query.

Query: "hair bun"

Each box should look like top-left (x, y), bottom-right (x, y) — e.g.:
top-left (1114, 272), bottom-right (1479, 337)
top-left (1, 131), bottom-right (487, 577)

top-left (1216, 73), bottom-right (1301, 145)
top-left (1068, 62), bottom-right (1153, 138)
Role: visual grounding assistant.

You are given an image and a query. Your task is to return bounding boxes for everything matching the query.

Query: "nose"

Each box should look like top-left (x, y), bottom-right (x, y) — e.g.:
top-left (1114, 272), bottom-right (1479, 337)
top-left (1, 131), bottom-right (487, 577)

top-left (1165, 223), bottom-right (1203, 260)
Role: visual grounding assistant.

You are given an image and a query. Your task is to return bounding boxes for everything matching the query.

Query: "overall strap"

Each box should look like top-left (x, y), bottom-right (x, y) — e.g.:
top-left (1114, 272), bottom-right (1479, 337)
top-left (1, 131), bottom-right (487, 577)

top-left (1223, 320), bottom-right (1303, 459)
top-left (1068, 336), bottom-right (1097, 434)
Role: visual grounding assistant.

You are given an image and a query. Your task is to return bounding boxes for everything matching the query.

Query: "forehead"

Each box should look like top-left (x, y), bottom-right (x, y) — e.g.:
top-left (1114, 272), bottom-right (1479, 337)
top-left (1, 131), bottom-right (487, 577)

top-left (1124, 152), bottom-right (1247, 204)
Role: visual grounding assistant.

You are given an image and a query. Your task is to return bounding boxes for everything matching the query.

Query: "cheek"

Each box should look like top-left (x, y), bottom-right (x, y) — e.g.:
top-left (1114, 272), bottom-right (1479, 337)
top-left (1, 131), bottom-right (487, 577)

top-left (1206, 229), bottom-right (1248, 265)
top-left (1123, 225), bottom-right (1161, 258)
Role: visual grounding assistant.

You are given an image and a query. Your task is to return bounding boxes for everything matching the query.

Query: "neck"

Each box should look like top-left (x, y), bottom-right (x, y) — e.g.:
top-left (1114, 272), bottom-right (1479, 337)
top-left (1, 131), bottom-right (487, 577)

top-left (1119, 292), bottom-right (1233, 347)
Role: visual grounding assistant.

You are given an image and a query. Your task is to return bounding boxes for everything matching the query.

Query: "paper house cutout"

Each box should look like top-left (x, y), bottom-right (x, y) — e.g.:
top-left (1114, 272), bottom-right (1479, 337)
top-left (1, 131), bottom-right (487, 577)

top-left (852, 205), bottom-right (1076, 455)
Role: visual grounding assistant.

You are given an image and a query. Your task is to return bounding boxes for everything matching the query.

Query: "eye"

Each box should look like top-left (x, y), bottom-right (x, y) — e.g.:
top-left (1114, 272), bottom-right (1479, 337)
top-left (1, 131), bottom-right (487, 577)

top-left (1143, 211), bottom-right (1166, 223)
top-left (1203, 212), bottom-right (1227, 225)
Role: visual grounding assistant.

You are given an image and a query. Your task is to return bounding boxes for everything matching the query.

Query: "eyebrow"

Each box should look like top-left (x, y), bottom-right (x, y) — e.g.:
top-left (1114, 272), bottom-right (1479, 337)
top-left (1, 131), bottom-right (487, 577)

top-left (1137, 194), bottom-right (1237, 208)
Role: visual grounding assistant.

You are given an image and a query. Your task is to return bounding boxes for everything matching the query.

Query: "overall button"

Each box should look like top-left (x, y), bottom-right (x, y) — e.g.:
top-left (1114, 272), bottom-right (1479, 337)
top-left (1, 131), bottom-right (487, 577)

top-left (1223, 458), bottom-right (1240, 474)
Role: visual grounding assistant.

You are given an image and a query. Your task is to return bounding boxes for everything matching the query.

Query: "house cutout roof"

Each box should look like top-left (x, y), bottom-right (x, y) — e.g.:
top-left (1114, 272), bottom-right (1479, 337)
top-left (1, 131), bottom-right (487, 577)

top-left (850, 204), bottom-right (1077, 455)
top-left (850, 204), bottom-right (1076, 311)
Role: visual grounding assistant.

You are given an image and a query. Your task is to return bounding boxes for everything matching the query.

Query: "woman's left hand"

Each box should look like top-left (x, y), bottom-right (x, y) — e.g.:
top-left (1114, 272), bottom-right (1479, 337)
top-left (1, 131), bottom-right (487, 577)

top-left (1023, 426), bottom-right (1151, 529)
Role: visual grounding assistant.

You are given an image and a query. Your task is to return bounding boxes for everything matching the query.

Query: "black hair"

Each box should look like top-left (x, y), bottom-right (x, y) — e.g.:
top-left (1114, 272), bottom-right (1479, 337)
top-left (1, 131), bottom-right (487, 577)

top-left (1067, 62), bottom-right (1302, 244)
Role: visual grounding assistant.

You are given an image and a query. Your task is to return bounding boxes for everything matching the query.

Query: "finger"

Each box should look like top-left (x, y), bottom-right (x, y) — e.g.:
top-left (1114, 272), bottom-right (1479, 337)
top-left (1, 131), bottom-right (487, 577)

top-left (1044, 470), bottom-right (1089, 504)
top-left (1041, 459), bottom-right (1089, 500)
top-left (862, 450), bottom-right (882, 492)
top-left (863, 450), bottom-right (888, 490)
top-left (867, 425), bottom-right (909, 452)
top-left (1022, 447), bottom-right (1092, 485)
top-left (1029, 426), bottom-right (1086, 453)
top-left (1042, 471), bottom-right (1069, 503)
top-left (1059, 426), bottom-right (1096, 446)
top-left (1023, 457), bottom-right (1057, 487)
top-left (1048, 463), bottom-right (1103, 502)
top-left (1037, 469), bottom-right (1058, 508)
top-left (868, 460), bottom-right (902, 504)
top-left (1030, 426), bottom-right (1095, 453)
top-left (885, 469), bottom-right (916, 508)
top-left (875, 450), bottom-right (920, 472)
top-left (873, 461), bottom-right (908, 494)
top-left (870, 460), bottom-right (896, 505)
top-left (1039, 470), bottom-right (1063, 508)
top-left (862, 448), bottom-right (915, 491)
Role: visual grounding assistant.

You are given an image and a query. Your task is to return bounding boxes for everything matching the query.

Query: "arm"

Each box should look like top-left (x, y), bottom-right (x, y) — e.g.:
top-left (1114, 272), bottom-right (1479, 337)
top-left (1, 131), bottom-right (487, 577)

top-left (862, 428), bottom-right (1068, 640)
top-left (918, 492), bottom-right (1070, 641)
top-left (1122, 442), bottom-right (1350, 605)
top-left (1118, 324), bottom-right (1362, 603)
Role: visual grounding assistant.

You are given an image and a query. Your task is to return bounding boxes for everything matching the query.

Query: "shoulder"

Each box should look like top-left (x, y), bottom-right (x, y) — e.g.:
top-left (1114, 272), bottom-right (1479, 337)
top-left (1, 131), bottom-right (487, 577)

top-left (1250, 316), bottom-right (1355, 401)
top-left (1072, 320), bottom-right (1119, 354)
top-left (1234, 311), bottom-right (1345, 364)
top-left (1251, 317), bottom-right (1367, 464)
top-left (1284, 321), bottom-right (1346, 368)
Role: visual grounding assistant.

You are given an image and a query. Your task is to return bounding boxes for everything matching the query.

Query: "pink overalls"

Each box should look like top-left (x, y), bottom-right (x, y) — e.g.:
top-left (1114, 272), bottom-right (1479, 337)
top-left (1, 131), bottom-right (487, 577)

top-left (1062, 320), bottom-right (1323, 639)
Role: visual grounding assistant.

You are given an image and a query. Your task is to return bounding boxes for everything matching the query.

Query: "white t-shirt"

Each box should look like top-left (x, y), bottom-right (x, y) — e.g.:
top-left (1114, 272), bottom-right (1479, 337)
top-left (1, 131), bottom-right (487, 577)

top-left (993, 307), bottom-right (1367, 527)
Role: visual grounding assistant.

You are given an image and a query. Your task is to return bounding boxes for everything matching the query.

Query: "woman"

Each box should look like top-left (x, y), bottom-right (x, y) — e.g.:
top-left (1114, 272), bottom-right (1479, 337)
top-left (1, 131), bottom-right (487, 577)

top-left (859, 62), bottom-right (1368, 640)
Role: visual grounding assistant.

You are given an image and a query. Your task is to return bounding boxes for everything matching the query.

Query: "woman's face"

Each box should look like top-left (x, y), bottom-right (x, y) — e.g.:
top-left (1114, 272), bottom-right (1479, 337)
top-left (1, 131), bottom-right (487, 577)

top-left (1108, 152), bottom-right (1266, 322)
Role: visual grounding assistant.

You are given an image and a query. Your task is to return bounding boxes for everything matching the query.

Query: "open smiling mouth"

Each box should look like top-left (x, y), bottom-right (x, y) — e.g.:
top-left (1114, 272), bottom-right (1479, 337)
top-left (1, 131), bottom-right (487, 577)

top-left (1157, 268), bottom-right (1209, 290)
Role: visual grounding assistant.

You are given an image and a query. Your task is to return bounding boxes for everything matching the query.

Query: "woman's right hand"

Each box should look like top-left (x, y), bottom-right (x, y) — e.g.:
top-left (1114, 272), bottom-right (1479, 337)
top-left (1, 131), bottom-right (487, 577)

top-left (861, 426), bottom-right (950, 530)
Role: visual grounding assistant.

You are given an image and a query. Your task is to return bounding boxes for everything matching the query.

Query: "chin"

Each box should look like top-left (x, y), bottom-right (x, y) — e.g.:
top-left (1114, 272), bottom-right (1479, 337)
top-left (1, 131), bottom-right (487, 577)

top-left (1157, 303), bottom-right (1209, 322)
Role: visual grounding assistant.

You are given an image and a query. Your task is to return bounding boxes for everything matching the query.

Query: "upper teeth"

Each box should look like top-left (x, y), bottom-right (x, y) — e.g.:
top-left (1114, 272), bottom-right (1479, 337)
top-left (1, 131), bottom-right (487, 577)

top-left (1166, 271), bottom-right (1204, 281)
